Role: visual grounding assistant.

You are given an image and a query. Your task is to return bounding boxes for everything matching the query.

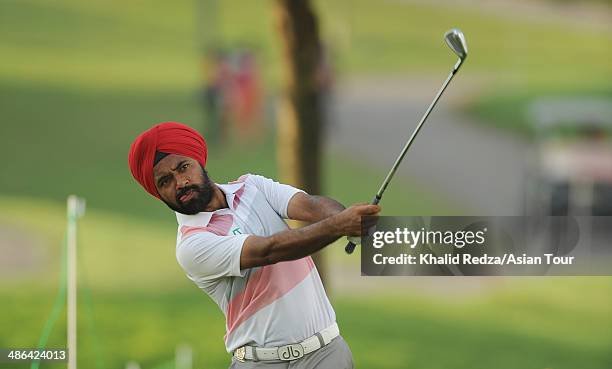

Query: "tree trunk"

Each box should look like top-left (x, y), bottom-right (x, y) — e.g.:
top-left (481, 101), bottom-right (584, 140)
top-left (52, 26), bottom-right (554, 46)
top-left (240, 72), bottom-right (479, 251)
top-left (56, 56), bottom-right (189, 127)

top-left (274, 0), bottom-right (328, 287)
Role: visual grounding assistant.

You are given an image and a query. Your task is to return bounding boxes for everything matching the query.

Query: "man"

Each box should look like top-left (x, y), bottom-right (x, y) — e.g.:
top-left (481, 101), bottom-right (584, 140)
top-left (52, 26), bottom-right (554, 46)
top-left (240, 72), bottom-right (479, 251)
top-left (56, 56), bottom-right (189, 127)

top-left (128, 122), bottom-right (380, 368)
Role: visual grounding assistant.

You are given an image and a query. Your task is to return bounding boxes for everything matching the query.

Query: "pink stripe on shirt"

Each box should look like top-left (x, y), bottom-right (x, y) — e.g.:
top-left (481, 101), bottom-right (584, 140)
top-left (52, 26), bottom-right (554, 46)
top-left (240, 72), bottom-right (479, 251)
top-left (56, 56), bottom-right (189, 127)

top-left (180, 214), bottom-right (234, 238)
top-left (225, 257), bottom-right (316, 340)
top-left (233, 184), bottom-right (246, 209)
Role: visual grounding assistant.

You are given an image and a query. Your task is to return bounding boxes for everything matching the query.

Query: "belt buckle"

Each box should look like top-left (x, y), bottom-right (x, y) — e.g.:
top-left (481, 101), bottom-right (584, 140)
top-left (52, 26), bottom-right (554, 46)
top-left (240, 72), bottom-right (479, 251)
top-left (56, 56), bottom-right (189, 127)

top-left (277, 343), bottom-right (304, 361)
top-left (234, 347), bottom-right (246, 362)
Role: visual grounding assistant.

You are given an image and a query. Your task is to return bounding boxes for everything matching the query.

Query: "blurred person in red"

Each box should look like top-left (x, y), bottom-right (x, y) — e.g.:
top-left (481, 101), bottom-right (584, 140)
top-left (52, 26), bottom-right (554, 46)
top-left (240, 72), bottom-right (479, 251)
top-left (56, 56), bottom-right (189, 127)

top-left (227, 49), bottom-right (263, 141)
top-left (201, 48), bottom-right (232, 145)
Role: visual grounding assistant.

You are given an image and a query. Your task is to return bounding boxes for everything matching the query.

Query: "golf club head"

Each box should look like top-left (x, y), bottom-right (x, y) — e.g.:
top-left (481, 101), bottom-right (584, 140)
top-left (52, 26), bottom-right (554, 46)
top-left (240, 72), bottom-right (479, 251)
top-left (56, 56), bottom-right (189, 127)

top-left (444, 28), bottom-right (468, 60)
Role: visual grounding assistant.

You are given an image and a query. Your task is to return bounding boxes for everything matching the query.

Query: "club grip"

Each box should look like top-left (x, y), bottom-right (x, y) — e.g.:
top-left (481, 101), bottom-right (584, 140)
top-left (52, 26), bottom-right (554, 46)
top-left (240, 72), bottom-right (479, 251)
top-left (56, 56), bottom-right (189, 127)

top-left (345, 240), bottom-right (357, 254)
top-left (345, 195), bottom-right (381, 255)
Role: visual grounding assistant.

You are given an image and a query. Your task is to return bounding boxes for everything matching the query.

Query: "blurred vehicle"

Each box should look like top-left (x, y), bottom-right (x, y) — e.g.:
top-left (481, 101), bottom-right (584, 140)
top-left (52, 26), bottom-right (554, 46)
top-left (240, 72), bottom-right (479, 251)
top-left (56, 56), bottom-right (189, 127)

top-left (524, 97), bottom-right (612, 216)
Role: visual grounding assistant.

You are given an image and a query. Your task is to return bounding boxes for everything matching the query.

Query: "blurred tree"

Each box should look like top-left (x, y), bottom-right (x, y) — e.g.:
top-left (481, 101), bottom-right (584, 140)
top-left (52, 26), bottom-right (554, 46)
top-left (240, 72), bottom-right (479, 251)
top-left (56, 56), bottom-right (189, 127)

top-left (274, 0), bottom-right (328, 286)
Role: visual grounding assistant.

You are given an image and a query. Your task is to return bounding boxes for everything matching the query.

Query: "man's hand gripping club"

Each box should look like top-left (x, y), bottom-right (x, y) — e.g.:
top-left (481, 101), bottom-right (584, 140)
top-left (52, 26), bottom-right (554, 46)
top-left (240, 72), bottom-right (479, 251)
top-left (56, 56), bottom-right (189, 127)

top-left (239, 203), bottom-right (380, 269)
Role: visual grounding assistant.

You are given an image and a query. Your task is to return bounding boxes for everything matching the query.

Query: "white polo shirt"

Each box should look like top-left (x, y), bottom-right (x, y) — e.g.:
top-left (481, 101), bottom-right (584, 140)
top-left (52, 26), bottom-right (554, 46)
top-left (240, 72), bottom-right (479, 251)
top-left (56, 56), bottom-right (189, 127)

top-left (175, 174), bottom-right (337, 353)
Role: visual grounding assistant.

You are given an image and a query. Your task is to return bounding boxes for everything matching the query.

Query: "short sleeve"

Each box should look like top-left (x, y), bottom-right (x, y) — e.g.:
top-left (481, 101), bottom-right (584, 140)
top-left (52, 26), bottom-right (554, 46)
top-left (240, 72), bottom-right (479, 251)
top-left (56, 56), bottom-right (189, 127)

top-left (176, 231), bottom-right (250, 281)
top-left (246, 174), bottom-right (306, 218)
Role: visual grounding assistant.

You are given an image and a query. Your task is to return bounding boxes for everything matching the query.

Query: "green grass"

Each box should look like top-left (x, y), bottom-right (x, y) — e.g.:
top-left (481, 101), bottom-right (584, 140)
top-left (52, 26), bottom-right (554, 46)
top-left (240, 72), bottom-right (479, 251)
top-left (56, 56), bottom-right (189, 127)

top-left (1, 0), bottom-right (611, 140)
top-left (1, 284), bottom-right (610, 369)
top-left (316, 0), bottom-right (612, 87)
top-left (0, 80), bottom-right (201, 222)
top-left (1, 198), bottom-right (611, 368)
top-left (465, 87), bottom-right (612, 137)
top-left (1, 0), bottom-right (611, 90)
top-left (336, 283), bottom-right (612, 369)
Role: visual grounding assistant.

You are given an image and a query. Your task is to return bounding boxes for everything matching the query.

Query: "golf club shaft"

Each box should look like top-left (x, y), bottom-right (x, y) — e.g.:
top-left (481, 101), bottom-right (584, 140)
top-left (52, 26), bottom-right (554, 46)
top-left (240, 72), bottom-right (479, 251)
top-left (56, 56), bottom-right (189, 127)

top-left (374, 62), bottom-right (462, 199)
top-left (344, 60), bottom-right (464, 255)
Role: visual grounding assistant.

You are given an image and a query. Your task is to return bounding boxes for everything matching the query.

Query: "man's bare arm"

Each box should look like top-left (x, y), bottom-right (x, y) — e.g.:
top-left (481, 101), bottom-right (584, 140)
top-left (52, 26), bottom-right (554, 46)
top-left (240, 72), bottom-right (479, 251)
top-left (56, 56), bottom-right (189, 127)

top-left (286, 192), bottom-right (346, 223)
top-left (240, 203), bottom-right (380, 269)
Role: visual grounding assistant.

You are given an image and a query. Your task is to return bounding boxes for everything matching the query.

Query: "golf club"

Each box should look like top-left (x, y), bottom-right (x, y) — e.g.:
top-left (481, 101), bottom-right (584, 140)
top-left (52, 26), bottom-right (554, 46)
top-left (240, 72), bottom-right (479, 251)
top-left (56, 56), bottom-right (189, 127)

top-left (345, 28), bottom-right (468, 254)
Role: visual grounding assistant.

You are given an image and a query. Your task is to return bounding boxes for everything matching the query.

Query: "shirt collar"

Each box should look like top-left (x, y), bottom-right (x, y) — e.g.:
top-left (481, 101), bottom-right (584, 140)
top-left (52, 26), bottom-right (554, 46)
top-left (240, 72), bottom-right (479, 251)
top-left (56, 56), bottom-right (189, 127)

top-left (175, 181), bottom-right (246, 226)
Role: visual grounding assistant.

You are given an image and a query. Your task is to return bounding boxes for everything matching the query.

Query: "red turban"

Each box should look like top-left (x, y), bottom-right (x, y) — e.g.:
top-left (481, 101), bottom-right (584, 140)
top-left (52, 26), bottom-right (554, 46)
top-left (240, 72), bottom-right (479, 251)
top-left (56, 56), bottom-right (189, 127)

top-left (128, 122), bottom-right (207, 199)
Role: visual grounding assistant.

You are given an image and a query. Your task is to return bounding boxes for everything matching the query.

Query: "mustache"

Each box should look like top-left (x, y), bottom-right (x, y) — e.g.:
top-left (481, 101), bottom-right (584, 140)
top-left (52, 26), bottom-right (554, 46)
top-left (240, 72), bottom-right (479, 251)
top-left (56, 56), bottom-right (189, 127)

top-left (176, 185), bottom-right (203, 202)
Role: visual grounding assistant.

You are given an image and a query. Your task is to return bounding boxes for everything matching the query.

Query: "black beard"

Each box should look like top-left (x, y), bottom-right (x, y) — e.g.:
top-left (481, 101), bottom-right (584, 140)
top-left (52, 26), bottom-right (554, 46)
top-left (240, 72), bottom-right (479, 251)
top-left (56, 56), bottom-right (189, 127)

top-left (164, 169), bottom-right (213, 215)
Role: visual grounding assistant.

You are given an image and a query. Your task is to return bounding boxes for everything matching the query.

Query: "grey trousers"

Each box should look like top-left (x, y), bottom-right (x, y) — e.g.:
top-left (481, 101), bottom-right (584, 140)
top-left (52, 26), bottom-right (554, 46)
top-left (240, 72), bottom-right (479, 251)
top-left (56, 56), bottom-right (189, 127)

top-left (229, 336), bottom-right (354, 369)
